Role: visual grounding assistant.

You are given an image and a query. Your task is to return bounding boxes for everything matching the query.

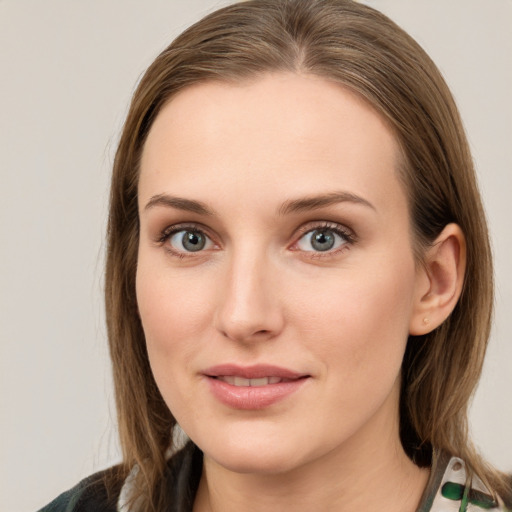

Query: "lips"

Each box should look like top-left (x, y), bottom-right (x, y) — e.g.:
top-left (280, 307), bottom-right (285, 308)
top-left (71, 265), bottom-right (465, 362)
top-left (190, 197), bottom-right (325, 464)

top-left (216, 376), bottom-right (284, 386)
top-left (204, 363), bottom-right (306, 380)
top-left (202, 364), bottom-right (310, 409)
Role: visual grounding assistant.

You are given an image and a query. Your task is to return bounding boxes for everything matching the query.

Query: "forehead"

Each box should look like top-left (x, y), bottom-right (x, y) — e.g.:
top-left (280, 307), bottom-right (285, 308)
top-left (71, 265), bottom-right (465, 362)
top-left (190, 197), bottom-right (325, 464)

top-left (139, 73), bottom-right (406, 218)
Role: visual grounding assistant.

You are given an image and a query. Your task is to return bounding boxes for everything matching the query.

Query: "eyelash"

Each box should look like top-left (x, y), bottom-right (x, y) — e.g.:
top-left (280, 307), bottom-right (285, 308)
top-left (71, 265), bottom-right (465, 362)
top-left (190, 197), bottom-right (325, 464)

top-left (157, 223), bottom-right (215, 259)
top-left (291, 221), bottom-right (356, 258)
top-left (156, 221), bottom-right (356, 259)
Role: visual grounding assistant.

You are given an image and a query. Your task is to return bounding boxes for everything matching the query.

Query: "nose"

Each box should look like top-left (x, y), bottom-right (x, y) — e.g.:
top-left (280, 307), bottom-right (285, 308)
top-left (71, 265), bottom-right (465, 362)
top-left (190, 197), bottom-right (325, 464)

top-left (214, 249), bottom-right (285, 344)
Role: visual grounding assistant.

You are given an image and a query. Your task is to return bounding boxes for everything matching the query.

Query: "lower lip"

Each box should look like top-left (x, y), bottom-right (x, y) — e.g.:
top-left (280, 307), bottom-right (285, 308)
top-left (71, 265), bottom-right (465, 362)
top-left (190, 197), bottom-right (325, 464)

top-left (205, 377), bottom-right (309, 410)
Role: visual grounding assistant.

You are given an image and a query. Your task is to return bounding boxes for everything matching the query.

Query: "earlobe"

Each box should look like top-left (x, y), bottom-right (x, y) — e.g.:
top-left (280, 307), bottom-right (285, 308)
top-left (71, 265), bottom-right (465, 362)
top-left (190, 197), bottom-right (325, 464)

top-left (409, 223), bottom-right (466, 335)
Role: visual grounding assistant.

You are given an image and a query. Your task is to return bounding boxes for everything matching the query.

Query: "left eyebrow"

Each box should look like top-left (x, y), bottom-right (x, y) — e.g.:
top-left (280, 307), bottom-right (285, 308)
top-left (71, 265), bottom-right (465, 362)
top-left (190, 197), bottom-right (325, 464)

top-left (278, 191), bottom-right (376, 216)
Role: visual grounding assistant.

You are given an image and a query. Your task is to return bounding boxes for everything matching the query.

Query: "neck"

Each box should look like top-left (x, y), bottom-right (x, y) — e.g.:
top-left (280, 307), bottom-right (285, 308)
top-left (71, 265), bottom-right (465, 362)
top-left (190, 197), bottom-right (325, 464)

top-left (193, 385), bottom-right (430, 512)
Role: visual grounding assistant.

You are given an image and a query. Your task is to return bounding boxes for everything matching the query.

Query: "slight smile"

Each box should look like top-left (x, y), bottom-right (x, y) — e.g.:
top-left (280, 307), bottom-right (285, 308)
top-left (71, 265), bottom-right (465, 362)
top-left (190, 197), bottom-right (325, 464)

top-left (202, 364), bottom-right (311, 410)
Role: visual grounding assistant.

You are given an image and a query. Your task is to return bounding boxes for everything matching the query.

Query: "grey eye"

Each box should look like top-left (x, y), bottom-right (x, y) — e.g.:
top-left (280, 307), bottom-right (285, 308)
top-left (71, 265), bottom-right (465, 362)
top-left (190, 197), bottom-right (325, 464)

top-left (297, 228), bottom-right (347, 252)
top-left (311, 230), bottom-right (335, 251)
top-left (169, 230), bottom-right (209, 252)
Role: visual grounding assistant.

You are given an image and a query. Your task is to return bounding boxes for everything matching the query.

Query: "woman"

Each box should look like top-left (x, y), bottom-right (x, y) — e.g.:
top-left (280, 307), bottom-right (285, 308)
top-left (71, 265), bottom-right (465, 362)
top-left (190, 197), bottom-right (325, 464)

top-left (39, 0), bottom-right (511, 510)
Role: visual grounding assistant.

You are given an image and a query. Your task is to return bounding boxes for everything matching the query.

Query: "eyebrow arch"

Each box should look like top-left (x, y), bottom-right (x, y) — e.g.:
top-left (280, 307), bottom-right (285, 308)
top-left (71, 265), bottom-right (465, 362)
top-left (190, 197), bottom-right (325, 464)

top-left (278, 191), bottom-right (376, 216)
top-left (144, 194), bottom-right (214, 216)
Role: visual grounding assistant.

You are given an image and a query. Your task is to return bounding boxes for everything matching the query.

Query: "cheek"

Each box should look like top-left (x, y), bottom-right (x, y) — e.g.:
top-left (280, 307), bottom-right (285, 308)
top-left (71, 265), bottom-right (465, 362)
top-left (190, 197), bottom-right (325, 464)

top-left (136, 268), bottom-right (215, 430)
top-left (135, 261), bottom-right (214, 387)
top-left (289, 254), bottom-right (416, 381)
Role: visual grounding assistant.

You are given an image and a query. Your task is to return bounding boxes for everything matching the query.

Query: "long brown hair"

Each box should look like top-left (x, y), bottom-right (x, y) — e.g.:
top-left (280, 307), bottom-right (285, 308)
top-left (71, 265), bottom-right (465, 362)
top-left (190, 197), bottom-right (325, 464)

top-left (105, 0), bottom-right (507, 509)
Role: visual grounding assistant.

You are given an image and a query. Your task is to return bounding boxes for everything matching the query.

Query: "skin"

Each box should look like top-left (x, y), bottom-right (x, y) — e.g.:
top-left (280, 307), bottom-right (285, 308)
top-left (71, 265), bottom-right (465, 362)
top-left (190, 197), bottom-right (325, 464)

top-left (136, 73), bottom-right (463, 511)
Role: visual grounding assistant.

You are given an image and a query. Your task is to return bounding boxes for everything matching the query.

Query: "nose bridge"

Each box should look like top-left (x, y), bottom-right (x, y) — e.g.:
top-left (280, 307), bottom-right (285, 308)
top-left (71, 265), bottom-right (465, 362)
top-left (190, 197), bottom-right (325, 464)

top-left (215, 242), bottom-right (283, 342)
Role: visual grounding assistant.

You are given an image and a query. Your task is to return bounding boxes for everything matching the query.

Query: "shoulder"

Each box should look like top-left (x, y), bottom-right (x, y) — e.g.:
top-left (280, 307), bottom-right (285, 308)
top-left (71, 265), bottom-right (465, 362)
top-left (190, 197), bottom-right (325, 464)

top-left (37, 467), bottom-right (124, 512)
top-left (117, 442), bottom-right (203, 512)
top-left (38, 444), bottom-right (201, 512)
top-left (38, 442), bottom-right (202, 512)
top-left (420, 453), bottom-right (512, 512)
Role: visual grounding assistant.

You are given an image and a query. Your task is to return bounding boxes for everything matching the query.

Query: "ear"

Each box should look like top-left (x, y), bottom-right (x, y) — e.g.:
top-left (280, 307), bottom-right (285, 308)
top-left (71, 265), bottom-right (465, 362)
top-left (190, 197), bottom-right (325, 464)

top-left (409, 223), bottom-right (466, 335)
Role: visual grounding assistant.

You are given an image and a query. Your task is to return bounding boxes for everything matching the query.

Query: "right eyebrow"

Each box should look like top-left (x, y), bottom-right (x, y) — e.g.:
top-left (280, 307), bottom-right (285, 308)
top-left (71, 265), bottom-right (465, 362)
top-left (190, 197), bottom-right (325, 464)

top-left (143, 194), bottom-right (214, 216)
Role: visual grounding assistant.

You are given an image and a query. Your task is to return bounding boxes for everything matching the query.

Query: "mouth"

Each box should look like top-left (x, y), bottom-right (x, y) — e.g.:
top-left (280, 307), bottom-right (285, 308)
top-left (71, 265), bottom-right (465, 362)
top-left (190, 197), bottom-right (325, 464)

top-left (202, 364), bottom-right (310, 409)
top-left (213, 376), bottom-right (297, 386)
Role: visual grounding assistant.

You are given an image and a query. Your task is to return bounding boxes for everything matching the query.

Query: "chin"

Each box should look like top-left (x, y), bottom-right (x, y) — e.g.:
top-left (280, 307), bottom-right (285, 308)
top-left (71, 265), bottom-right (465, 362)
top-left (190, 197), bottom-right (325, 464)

top-left (210, 444), bottom-right (305, 475)
top-left (187, 423), bottom-right (302, 475)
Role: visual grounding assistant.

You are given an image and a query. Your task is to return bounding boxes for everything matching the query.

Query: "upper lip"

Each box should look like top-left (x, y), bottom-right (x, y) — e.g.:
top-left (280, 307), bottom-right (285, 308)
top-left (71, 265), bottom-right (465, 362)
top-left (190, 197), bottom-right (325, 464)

top-left (203, 364), bottom-right (308, 380)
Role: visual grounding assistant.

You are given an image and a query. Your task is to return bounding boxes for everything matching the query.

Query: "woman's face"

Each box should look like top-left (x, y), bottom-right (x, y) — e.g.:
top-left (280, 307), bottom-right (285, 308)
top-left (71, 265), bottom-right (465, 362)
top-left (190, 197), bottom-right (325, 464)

top-left (136, 73), bottom-right (423, 474)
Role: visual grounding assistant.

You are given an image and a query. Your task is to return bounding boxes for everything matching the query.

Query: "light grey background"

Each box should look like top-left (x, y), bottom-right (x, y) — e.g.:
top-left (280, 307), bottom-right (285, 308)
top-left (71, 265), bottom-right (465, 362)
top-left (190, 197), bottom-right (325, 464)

top-left (1, 1), bottom-right (510, 511)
